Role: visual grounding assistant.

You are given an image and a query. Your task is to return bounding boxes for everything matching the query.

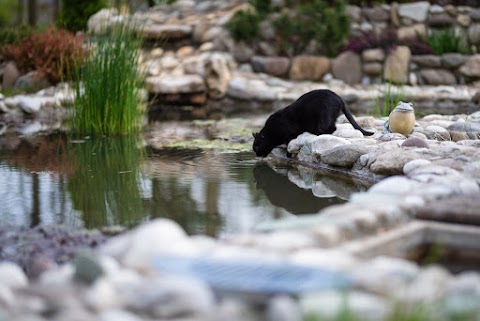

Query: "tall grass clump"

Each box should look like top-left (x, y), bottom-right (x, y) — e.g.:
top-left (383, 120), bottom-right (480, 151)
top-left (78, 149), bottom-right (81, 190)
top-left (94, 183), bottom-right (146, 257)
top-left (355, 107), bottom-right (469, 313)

top-left (426, 28), bottom-right (470, 55)
top-left (375, 81), bottom-right (405, 117)
top-left (73, 21), bottom-right (144, 136)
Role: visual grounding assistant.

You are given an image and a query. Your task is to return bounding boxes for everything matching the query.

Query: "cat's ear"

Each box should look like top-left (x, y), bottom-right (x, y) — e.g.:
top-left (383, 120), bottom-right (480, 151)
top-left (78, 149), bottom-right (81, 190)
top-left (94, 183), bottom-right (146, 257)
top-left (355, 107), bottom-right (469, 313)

top-left (252, 132), bottom-right (258, 138)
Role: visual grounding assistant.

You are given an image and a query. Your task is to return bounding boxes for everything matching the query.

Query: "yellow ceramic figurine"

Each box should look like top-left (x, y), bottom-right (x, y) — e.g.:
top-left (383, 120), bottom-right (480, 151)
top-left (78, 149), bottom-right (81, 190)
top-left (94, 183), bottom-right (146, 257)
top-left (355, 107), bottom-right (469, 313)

top-left (386, 102), bottom-right (415, 136)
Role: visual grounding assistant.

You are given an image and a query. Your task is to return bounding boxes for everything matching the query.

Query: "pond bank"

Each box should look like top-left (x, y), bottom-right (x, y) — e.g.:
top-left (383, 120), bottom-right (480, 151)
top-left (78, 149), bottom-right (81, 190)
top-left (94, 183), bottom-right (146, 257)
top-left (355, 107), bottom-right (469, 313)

top-left (1, 109), bottom-right (480, 320)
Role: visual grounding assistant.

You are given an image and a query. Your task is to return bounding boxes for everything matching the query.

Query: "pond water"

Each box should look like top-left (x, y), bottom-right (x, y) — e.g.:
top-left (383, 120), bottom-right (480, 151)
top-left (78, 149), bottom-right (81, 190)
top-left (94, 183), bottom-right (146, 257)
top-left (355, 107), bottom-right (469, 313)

top-left (0, 128), bottom-right (364, 237)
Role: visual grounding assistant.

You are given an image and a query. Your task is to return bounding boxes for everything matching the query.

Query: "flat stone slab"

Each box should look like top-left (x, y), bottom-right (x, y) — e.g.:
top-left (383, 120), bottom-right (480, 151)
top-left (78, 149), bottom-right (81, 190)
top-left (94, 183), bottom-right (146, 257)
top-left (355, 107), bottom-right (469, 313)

top-left (416, 196), bottom-right (480, 226)
top-left (141, 24), bottom-right (193, 39)
top-left (146, 74), bottom-right (206, 94)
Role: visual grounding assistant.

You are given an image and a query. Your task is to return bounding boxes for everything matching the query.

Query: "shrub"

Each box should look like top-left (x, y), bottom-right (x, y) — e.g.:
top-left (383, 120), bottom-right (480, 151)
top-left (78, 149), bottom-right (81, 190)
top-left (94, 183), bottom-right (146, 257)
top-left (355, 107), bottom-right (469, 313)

top-left (273, 0), bottom-right (350, 57)
top-left (57, 0), bottom-right (107, 32)
top-left (226, 10), bottom-right (261, 43)
top-left (272, 13), bottom-right (304, 55)
top-left (426, 28), bottom-right (470, 55)
top-left (0, 27), bottom-right (84, 83)
top-left (249, 0), bottom-right (272, 16)
top-left (72, 21), bottom-right (144, 135)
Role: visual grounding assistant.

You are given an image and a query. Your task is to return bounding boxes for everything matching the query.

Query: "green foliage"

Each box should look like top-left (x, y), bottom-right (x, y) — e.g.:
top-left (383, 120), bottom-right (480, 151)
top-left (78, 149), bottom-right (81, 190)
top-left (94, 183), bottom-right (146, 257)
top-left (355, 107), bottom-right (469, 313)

top-left (226, 10), bottom-right (261, 43)
top-left (0, 25), bottom-right (35, 47)
top-left (426, 28), bottom-right (470, 55)
top-left (272, 13), bottom-right (303, 55)
top-left (226, 0), bottom-right (349, 56)
top-left (72, 21), bottom-right (144, 135)
top-left (58, 0), bottom-right (107, 32)
top-left (0, 0), bottom-right (18, 27)
top-left (375, 81), bottom-right (405, 117)
top-left (249, 0), bottom-right (272, 16)
top-left (273, 0), bottom-right (350, 57)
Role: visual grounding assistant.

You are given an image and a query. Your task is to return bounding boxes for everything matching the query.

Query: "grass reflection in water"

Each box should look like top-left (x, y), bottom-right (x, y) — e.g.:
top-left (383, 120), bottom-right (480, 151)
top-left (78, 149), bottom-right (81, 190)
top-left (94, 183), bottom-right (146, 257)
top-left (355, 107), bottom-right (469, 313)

top-left (68, 136), bottom-right (145, 228)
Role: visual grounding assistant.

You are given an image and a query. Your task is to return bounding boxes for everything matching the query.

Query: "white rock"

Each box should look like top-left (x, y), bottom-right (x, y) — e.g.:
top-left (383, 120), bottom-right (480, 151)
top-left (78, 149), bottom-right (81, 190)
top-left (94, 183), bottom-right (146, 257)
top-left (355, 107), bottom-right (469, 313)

top-left (311, 135), bottom-right (351, 156)
top-left (249, 231), bottom-right (316, 252)
top-left (87, 8), bottom-right (120, 34)
top-left (367, 176), bottom-right (423, 196)
top-left (398, 1), bottom-right (430, 22)
top-left (266, 295), bottom-right (301, 321)
top-left (424, 125), bottom-right (451, 141)
top-left (6, 95), bottom-right (54, 113)
top-left (287, 132), bottom-right (318, 154)
top-left (0, 262), bottom-right (28, 289)
top-left (0, 284), bottom-right (15, 307)
top-left (145, 74), bottom-right (205, 94)
top-left (290, 249), bottom-right (357, 272)
top-left (227, 76), bottom-right (280, 101)
top-left (38, 264), bottom-right (74, 285)
top-left (351, 256), bottom-right (419, 295)
top-left (447, 272), bottom-right (480, 297)
top-left (85, 278), bottom-right (121, 312)
top-left (119, 275), bottom-right (215, 318)
top-left (332, 127), bottom-right (364, 139)
top-left (101, 219), bottom-right (200, 270)
top-left (399, 265), bottom-right (451, 304)
top-left (98, 309), bottom-right (144, 321)
top-left (300, 291), bottom-right (388, 321)
top-left (403, 159), bottom-right (432, 175)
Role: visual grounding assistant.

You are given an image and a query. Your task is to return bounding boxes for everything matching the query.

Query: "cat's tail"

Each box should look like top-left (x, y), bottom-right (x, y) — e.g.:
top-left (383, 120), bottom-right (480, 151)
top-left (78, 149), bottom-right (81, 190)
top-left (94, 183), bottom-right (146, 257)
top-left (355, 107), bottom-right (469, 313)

top-left (341, 103), bottom-right (374, 136)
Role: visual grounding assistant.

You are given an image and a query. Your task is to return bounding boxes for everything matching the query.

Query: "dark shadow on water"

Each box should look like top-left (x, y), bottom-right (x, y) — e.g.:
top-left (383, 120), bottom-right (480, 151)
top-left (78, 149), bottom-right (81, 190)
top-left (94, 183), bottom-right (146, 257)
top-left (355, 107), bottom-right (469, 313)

top-left (253, 163), bottom-right (345, 215)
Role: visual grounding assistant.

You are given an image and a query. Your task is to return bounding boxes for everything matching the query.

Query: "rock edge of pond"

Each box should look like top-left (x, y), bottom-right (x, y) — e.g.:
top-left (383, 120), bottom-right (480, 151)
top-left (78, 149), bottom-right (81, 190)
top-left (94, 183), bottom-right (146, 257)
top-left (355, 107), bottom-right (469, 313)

top-left (2, 111), bottom-right (480, 320)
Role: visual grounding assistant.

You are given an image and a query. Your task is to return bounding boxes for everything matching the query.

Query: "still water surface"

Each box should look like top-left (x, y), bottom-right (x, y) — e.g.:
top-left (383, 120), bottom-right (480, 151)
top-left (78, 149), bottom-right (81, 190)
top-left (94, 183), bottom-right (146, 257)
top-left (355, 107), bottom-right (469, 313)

top-left (0, 133), bottom-right (361, 237)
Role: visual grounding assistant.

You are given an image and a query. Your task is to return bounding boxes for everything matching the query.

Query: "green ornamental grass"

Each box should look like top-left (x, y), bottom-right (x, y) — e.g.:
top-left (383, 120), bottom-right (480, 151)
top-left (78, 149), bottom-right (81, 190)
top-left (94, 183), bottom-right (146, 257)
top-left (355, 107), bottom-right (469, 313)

top-left (73, 21), bottom-right (144, 136)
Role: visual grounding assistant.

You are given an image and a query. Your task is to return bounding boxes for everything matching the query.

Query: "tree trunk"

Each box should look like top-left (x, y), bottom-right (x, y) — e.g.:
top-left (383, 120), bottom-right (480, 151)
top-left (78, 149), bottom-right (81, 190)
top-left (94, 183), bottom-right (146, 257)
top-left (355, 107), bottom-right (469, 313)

top-left (27, 0), bottom-right (36, 26)
top-left (17, 0), bottom-right (24, 25)
top-left (53, 0), bottom-right (61, 21)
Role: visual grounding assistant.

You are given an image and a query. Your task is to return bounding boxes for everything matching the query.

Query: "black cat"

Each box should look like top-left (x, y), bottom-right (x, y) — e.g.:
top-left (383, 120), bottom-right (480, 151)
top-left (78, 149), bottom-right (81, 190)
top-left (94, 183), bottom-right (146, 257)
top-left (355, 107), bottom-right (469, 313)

top-left (252, 89), bottom-right (374, 157)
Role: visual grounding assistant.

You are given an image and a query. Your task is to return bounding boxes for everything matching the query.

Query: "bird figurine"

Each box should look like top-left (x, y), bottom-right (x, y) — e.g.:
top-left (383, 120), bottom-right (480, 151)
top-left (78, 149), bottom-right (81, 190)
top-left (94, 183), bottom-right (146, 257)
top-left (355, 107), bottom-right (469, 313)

top-left (384, 101), bottom-right (415, 136)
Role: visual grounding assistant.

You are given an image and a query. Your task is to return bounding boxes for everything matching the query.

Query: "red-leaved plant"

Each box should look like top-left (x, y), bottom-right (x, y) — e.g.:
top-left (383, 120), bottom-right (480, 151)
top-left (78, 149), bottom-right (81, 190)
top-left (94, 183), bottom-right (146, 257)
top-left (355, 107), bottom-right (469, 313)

top-left (0, 27), bottom-right (84, 83)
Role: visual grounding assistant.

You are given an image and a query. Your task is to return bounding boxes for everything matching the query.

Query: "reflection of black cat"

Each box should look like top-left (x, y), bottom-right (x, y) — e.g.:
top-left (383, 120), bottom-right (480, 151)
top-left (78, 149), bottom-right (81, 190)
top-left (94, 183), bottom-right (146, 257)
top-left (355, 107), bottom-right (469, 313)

top-left (253, 89), bottom-right (373, 157)
top-left (253, 163), bottom-right (343, 215)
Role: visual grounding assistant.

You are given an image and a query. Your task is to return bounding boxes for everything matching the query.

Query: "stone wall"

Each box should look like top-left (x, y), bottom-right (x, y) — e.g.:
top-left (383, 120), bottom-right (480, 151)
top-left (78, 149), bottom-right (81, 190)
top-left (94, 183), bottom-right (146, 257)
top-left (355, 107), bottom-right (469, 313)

top-left (243, 1), bottom-right (480, 86)
top-left (124, 0), bottom-right (480, 91)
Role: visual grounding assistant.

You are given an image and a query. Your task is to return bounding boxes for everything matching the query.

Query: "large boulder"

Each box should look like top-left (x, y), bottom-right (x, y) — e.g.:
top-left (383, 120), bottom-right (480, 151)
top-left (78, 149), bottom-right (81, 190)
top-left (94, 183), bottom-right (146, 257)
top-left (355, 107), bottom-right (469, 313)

top-left (383, 46), bottom-right (411, 84)
top-left (321, 144), bottom-right (369, 168)
top-left (331, 52), bottom-right (362, 84)
top-left (289, 56), bottom-right (330, 81)
top-left (370, 148), bottom-right (421, 175)
top-left (205, 53), bottom-right (236, 100)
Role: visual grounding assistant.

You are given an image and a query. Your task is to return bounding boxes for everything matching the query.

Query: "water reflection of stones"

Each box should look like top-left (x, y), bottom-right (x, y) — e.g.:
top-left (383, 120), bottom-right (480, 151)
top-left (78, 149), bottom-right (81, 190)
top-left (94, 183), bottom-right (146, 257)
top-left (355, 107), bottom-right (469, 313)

top-left (253, 163), bottom-right (345, 215)
top-left (253, 162), bottom-right (370, 215)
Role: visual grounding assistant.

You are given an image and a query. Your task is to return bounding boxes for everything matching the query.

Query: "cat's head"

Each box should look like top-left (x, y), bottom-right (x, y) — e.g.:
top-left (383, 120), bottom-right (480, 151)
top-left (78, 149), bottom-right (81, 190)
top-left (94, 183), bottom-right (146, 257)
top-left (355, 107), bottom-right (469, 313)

top-left (252, 131), bottom-right (274, 157)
